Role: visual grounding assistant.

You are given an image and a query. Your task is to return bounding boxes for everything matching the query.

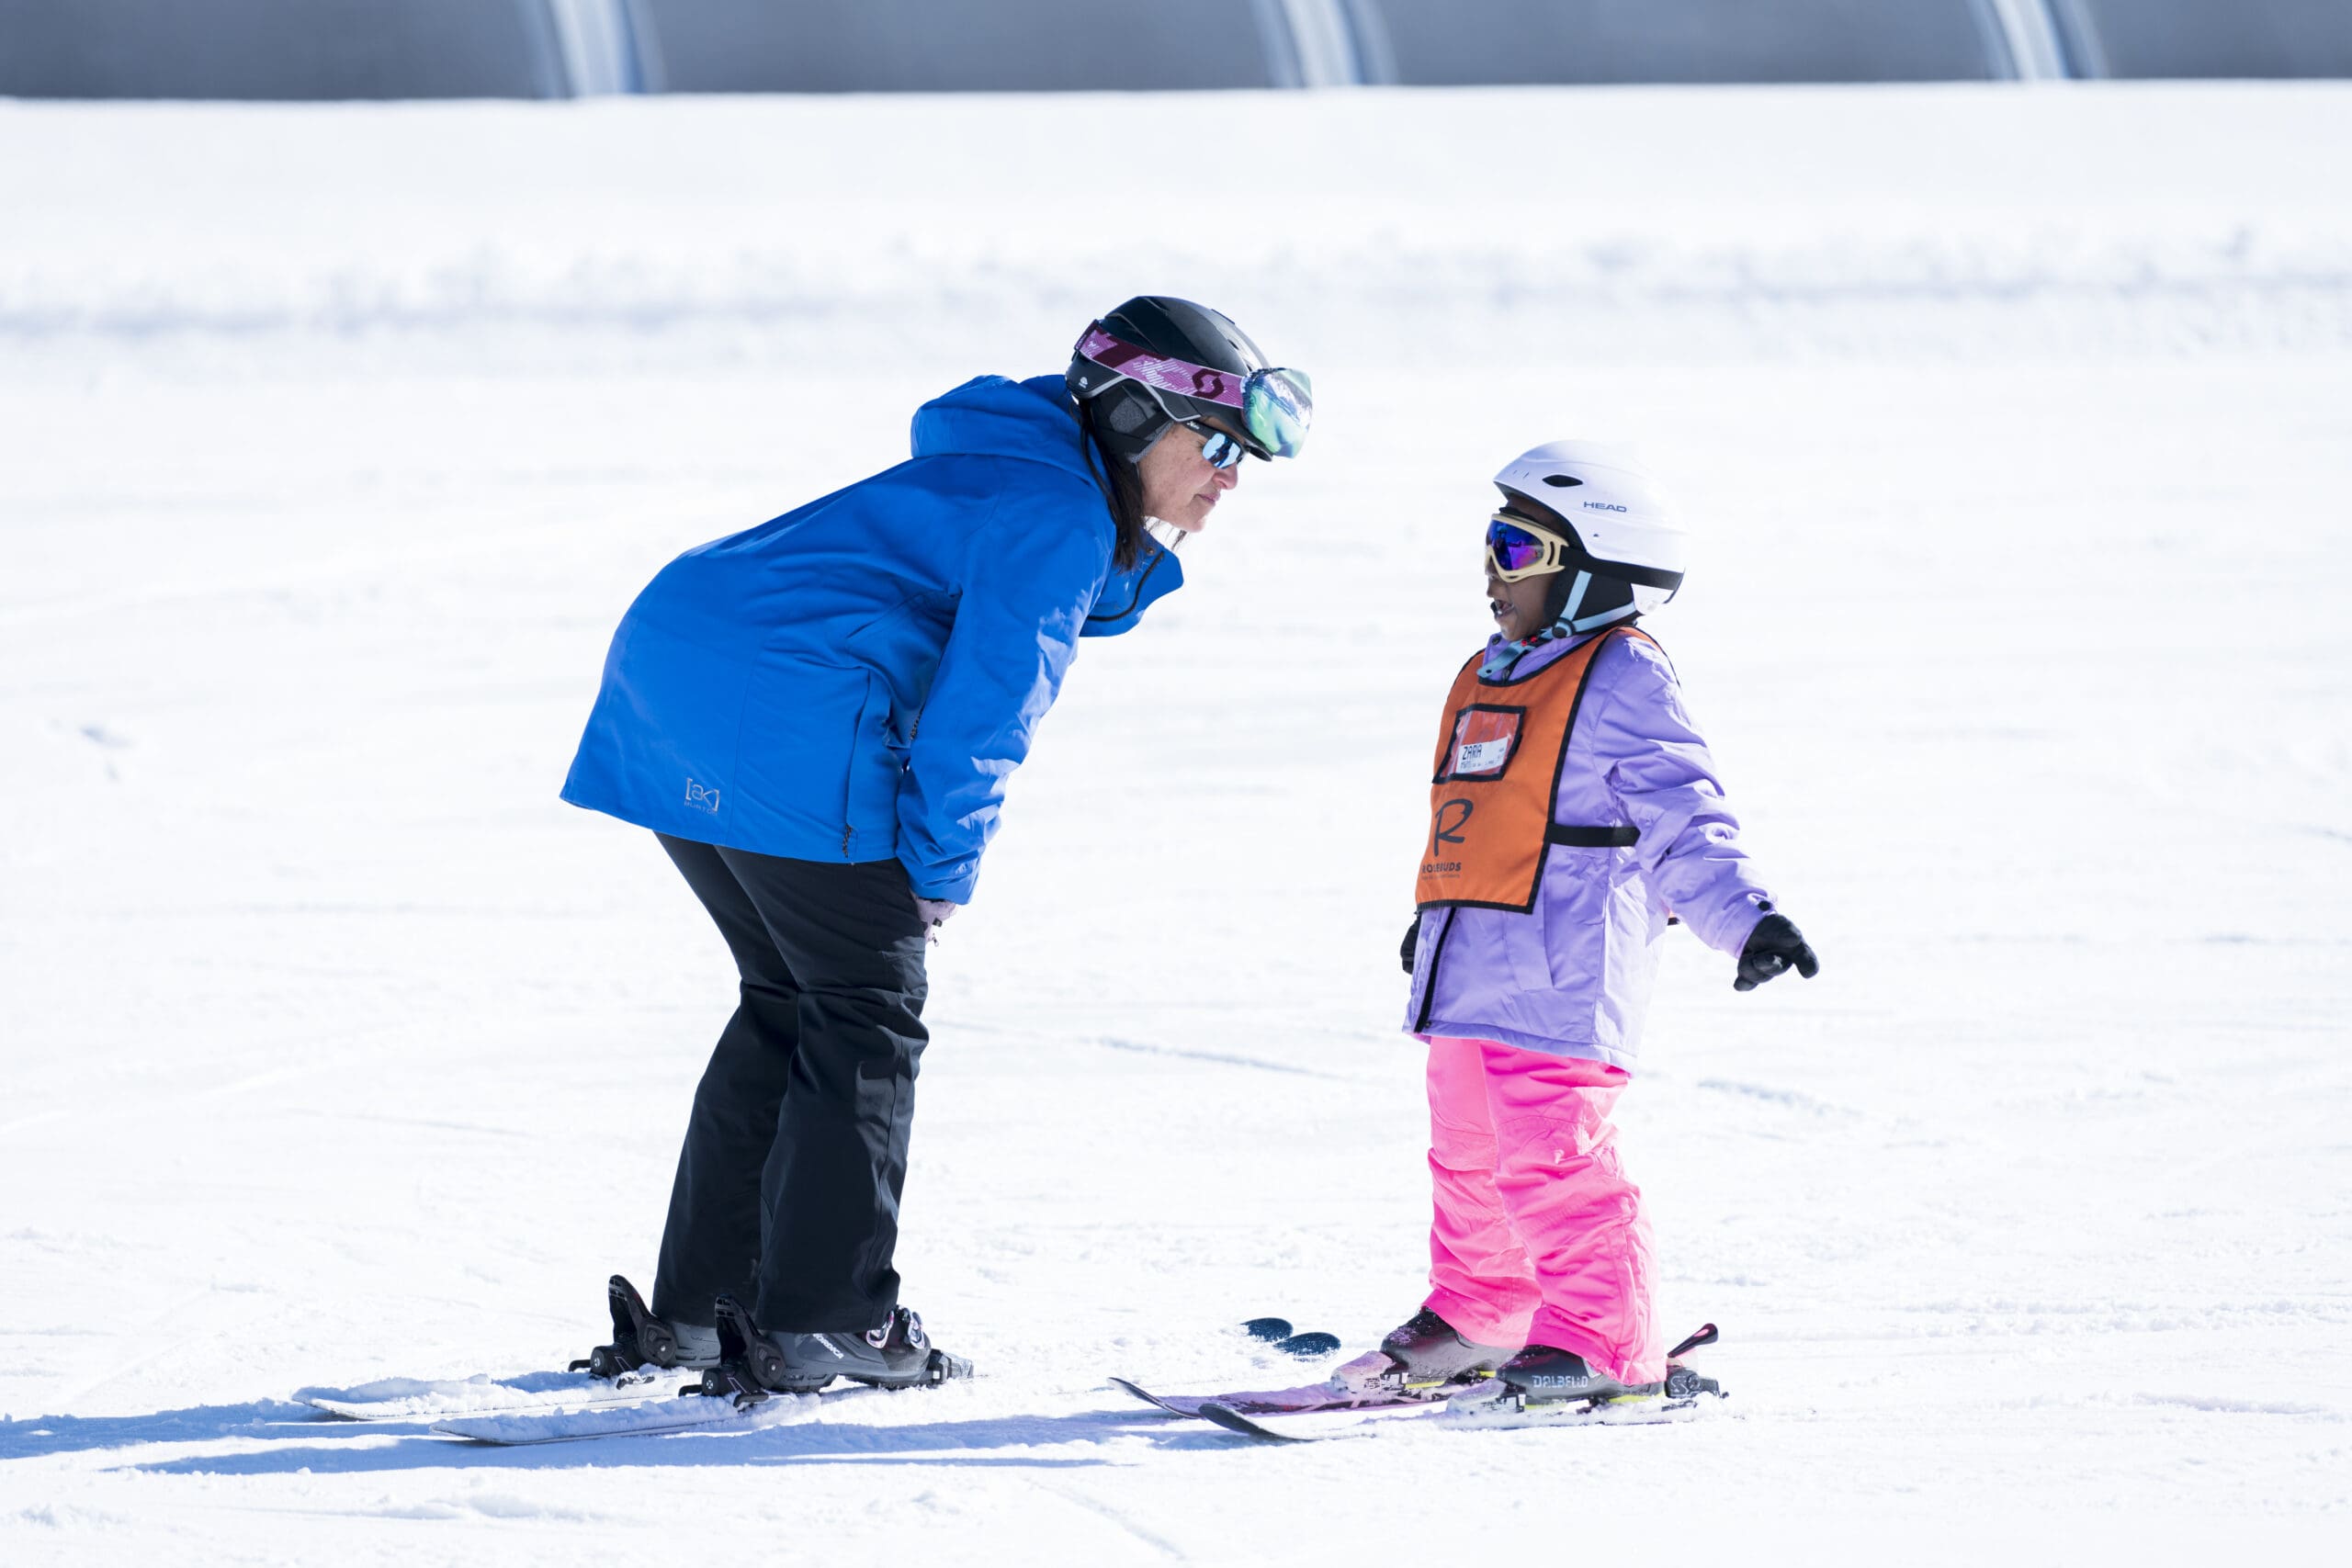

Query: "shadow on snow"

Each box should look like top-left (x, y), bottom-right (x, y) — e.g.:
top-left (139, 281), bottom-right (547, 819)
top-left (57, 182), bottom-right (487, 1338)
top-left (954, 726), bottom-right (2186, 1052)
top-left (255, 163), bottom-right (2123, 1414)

top-left (125, 1406), bottom-right (1239, 1474)
top-left (0, 1398), bottom-right (1239, 1472)
top-left (0, 1399), bottom-right (374, 1461)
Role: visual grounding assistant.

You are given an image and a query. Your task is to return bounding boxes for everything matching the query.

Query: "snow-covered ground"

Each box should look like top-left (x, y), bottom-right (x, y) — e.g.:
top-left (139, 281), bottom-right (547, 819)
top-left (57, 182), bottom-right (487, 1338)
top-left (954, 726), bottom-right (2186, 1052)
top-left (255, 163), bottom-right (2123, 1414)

top-left (3, 83), bottom-right (2348, 1565)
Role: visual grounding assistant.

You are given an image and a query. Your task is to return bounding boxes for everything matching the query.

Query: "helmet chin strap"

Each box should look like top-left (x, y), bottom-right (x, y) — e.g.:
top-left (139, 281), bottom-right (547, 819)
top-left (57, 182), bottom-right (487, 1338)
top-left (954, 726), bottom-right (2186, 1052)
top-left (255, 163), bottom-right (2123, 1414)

top-left (1553, 569), bottom-right (1590, 631)
top-left (1553, 569), bottom-right (1642, 634)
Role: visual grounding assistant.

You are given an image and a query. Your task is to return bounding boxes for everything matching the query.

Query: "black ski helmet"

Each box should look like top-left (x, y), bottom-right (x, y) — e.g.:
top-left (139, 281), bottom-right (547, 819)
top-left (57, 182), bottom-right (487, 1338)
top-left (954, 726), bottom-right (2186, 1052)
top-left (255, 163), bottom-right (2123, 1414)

top-left (1066, 296), bottom-right (1272, 464)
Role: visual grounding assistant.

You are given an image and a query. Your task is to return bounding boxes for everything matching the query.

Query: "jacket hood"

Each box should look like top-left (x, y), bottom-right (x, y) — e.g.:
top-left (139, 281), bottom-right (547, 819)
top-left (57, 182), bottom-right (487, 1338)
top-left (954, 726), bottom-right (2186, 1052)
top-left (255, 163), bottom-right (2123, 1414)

top-left (910, 372), bottom-right (1182, 639)
top-left (910, 374), bottom-right (1097, 482)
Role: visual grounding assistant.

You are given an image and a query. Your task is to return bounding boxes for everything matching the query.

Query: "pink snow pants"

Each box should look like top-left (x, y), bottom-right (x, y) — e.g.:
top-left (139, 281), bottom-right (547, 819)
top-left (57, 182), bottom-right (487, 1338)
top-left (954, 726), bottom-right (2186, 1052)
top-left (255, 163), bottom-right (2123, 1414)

top-left (1422, 1035), bottom-right (1662, 1385)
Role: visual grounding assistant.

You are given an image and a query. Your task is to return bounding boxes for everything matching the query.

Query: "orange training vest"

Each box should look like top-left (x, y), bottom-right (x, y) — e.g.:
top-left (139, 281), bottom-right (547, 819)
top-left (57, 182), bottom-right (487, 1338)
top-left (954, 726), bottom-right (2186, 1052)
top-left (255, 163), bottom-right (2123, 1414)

top-left (1415, 626), bottom-right (1655, 913)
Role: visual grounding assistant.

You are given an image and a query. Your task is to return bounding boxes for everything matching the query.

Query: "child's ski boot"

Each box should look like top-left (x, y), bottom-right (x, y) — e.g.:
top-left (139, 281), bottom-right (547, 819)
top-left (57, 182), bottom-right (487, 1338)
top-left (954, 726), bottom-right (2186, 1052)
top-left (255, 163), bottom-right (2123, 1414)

top-left (571, 1274), bottom-right (720, 1379)
top-left (1445, 1324), bottom-right (1726, 1427)
top-left (1329, 1307), bottom-right (1518, 1398)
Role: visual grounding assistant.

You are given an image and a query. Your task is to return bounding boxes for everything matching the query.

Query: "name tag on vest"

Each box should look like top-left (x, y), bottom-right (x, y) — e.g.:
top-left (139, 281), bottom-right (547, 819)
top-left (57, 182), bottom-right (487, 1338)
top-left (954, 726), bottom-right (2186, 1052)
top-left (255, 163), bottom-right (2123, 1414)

top-left (1455, 738), bottom-right (1510, 774)
top-left (1443, 706), bottom-right (1524, 781)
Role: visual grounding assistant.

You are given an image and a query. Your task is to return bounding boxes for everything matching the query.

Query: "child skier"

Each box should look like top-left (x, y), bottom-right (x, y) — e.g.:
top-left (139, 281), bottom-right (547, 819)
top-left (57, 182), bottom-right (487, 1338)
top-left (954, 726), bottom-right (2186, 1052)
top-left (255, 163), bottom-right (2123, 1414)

top-left (1357, 441), bottom-right (1819, 1421)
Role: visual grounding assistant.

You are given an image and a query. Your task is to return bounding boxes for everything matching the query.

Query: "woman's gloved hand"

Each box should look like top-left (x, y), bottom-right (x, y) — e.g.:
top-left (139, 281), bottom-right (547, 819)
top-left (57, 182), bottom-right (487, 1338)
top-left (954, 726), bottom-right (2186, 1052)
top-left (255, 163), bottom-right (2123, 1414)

top-left (1735, 912), bottom-right (1819, 992)
top-left (915, 897), bottom-right (959, 944)
top-left (1400, 916), bottom-right (1420, 975)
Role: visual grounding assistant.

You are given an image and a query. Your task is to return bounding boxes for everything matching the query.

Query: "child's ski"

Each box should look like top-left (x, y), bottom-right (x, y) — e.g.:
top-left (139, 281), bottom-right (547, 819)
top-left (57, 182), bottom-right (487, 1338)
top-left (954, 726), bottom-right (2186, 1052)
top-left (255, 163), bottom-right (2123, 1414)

top-left (1438, 1374), bottom-right (1725, 1431)
top-left (1196, 1399), bottom-right (1448, 1442)
top-left (1196, 1324), bottom-right (1727, 1442)
top-left (1108, 1314), bottom-right (1351, 1416)
top-left (1109, 1375), bottom-right (1436, 1420)
top-left (1197, 1382), bottom-right (1725, 1442)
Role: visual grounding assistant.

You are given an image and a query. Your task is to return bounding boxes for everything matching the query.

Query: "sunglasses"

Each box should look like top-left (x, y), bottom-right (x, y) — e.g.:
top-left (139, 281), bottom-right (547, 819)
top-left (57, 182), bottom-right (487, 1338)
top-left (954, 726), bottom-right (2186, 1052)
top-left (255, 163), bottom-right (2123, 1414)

top-left (1486, 513), bottom-right (1573, 581)
top-left (1197, 427), bottom-right (1246, 469)
top-left (1076, 326), bottom-right (1313, 459)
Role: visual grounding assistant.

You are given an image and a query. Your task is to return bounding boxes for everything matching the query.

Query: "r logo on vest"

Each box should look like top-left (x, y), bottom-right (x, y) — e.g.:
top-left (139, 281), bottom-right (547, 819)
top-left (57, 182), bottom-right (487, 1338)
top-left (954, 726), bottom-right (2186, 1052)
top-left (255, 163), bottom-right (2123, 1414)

top-left (1424, 796), bottom-right (1473, 878)
top-left (1431, 797), bottom-right (1474, 854)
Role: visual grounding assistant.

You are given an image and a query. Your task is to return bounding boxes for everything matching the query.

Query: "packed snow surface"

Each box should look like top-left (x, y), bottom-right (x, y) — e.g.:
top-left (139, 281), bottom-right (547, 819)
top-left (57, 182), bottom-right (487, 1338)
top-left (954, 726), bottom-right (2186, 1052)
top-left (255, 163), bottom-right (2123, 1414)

top-left (3, 84), bottom-right (2349, 1564)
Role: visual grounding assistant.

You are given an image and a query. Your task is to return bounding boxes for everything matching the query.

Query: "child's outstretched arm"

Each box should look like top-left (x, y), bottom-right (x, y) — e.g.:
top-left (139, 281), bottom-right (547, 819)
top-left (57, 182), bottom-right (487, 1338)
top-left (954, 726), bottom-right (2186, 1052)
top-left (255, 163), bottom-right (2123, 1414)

top-left (1586, 635), bottom-right (1819, 989)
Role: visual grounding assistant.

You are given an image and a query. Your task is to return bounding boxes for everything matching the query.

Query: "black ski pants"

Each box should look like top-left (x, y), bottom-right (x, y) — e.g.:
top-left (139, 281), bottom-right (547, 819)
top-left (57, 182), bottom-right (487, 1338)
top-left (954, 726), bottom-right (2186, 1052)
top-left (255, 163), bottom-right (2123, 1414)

top-left (649, 833), bottom-right (928, 1334)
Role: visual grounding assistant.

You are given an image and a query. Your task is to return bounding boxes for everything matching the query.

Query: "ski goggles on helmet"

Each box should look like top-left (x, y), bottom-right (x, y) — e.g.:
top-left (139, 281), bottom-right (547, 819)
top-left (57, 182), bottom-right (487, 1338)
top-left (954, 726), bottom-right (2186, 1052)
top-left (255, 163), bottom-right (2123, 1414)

top-left (1075, 326), bottom-right (1313, 459)
top-left (1486, 513), bottom-right (1575, 581)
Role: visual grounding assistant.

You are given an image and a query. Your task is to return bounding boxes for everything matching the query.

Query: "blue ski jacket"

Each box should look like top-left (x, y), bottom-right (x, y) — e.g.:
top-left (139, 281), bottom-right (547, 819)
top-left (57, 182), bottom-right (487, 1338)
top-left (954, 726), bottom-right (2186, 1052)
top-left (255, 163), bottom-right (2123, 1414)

top-left (560, 373), bottom-right (1182, 903)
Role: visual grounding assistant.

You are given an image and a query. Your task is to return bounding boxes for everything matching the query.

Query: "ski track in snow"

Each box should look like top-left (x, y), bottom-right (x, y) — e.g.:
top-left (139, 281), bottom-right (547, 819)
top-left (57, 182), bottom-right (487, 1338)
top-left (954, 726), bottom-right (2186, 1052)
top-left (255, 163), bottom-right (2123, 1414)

top-left (4, 84), bottom-right (2351, 1566)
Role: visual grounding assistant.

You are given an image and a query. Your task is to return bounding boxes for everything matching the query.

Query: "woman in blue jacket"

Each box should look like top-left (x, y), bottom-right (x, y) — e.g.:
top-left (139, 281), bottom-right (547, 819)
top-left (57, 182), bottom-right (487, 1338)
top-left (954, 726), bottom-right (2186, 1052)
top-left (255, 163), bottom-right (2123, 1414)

top-left (562, 299), bottom-right (1310, 1392)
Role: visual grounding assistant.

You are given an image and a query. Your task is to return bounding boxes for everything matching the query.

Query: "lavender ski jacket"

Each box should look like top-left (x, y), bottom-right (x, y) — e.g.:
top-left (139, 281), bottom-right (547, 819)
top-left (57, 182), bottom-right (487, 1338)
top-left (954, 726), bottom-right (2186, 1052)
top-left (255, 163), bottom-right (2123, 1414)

top-left (1404, 628), bottom-right (1776, 1073)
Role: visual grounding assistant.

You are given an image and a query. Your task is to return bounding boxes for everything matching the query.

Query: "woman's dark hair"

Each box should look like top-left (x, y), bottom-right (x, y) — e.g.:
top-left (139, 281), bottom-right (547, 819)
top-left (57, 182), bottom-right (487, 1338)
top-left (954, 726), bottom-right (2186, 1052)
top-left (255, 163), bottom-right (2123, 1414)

top-left (1078, 396), bottom-right (1148, 571)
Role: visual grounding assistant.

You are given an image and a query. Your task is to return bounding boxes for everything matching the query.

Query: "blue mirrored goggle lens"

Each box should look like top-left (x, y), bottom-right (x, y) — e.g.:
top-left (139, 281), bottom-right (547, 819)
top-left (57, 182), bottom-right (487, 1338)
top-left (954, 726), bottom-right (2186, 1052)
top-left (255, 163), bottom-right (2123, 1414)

top-left (1243, 368), bottom-right (1312, 458)
top-left (1486, 520), bottom-right (1550, 572)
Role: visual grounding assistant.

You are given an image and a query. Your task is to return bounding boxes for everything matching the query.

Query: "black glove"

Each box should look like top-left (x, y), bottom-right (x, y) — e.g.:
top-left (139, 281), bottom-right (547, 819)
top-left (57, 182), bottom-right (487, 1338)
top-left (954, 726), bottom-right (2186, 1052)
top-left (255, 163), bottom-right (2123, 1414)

top-left (1400, 916), bottom-right (1420, 975)
top-left (1735, 912), bottom-right (1819, 992)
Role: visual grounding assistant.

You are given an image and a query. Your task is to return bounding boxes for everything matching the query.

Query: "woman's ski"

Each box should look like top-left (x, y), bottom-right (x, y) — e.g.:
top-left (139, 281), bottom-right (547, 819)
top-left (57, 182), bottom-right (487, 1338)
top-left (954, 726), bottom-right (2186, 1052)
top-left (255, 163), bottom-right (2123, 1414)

top-left (430, 1385), bottom-right (853, 1446)
top-left (299, 1365), bottom-right (690, 1424)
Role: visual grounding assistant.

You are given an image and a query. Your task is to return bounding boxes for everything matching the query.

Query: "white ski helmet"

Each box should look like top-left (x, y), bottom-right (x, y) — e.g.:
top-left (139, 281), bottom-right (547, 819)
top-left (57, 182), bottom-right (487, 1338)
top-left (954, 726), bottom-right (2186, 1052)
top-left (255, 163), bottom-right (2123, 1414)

top-left (1493, 442), bottom-right (1687, 627)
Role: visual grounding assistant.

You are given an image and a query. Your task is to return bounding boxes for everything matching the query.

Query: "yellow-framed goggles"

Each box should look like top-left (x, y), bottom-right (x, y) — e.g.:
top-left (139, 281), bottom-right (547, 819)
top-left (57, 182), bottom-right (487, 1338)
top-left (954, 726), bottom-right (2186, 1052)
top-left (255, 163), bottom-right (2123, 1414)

top-left (1486, 512), bottom-right (1575, 582)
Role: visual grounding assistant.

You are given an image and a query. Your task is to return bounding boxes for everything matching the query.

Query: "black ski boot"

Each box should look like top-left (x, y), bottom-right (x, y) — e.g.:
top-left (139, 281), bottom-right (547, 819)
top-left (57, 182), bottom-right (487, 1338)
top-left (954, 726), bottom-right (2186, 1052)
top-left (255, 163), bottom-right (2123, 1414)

top-left (570, 1275), bottom-right (718, 1380)
top-left (1494, 1345), bottom-right (1638, 1403)
top-left (1487, 1324), bottom-right (1724, 1413)
top-left (707, 1292), bottom-right (972, 1394)
top-left (1329, 1307), bottom-right (1518, 1397)
top-left (695, 1293), bottom-right (791, 1403)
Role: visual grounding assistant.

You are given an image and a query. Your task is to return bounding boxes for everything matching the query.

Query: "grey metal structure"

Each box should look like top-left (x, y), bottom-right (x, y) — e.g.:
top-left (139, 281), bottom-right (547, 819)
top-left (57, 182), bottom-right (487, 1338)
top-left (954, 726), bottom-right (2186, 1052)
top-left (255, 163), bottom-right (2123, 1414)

top-left (0, 0), bottom-right (570, 100)
top-left (6, 0), bottom-right (2349, 99)
top-left (1341, 0), bottom-right (2022, 85)
top-left (548, 0), bottom-right (649, 94)
top-left (2048, 0), bottom-right (2352, 79)
top-left (628, 0), bottom-right (1303, 93)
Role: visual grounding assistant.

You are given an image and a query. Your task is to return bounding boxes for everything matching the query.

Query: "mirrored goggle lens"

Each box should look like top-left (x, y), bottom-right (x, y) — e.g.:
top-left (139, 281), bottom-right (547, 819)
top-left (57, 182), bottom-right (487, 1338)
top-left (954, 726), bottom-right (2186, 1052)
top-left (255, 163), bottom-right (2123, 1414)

top-left (1243, 368), bottom-right (1312, 458)
top-left (1197, 429), bottom-right (1245, 469)
top-left (1486, 520), bottom-right (1551, 572)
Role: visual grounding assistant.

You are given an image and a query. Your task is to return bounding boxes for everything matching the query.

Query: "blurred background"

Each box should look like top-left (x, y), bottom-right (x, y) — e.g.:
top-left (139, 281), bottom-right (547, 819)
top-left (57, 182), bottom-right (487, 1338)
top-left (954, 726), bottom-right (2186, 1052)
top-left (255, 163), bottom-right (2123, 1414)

top-left (3, 0), bottom-right (2349, 99)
